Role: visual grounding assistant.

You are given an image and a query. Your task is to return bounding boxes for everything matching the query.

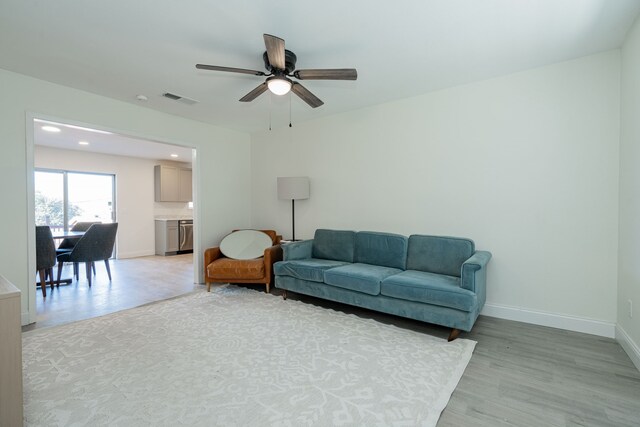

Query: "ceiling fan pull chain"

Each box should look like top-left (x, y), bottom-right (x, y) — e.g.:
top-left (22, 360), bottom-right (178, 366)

top-left (269, 93), bottom-right (272, 131)
top-left (289, 92), bottom-right (292, 128)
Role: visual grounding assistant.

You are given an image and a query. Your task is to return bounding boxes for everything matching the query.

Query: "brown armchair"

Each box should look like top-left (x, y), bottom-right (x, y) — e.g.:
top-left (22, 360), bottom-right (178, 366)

top-left (204, 229), bottom-right (282, 293)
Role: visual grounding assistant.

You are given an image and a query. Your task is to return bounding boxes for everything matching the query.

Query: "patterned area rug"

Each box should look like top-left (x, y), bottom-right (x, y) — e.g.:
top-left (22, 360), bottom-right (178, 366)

top-left (23, 285), bottom-right (475, 426)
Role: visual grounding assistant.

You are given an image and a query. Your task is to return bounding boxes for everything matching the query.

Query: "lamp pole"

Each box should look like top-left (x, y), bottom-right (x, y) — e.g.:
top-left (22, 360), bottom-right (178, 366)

top-left (277, 176), bottom-right (309, 242)
top-left (291, 199), bottom-right (296, 241)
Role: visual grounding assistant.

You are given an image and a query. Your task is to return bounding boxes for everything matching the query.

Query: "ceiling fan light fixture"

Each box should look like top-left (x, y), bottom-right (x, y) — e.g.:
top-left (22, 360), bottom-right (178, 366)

top-left (267, 77), bottom-right (292, 96)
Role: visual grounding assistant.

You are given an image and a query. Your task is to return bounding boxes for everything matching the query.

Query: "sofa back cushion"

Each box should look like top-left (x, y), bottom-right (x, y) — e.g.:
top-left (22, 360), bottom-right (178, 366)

top-left (407, 235), bottom-right (475, 277)
top-left (312, 229), bottom-right (356, 262)
top-left (355, 231), bottom-right (408, 269)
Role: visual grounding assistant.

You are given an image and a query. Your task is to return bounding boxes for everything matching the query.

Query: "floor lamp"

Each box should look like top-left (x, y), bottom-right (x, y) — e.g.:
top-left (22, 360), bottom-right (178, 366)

top-left (277, 177), bottom-right (310, 241)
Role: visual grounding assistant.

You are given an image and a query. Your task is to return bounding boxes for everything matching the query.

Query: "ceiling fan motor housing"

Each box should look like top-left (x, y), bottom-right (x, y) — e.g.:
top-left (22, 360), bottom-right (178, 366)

top-left (263, 49), bottom-right (297, 74)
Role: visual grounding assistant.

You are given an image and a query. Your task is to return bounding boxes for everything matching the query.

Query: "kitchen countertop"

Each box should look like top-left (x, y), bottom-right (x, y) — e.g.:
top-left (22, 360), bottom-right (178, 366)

top-left (154, 216), bottom-right (193, 221)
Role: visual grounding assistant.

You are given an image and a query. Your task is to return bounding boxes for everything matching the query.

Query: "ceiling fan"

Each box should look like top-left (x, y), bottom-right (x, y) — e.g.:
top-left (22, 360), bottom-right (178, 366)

top-left (196, 34), bottom-right (357, 108)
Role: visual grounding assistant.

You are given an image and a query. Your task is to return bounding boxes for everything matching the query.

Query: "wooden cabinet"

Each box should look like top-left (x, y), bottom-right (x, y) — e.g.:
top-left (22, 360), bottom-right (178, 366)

top-left (154, 165), bottom-right (192, 202)
top-left (155, 220), bottom-right (179, 255)
top-left (0, 275), bottom-right (23, 426)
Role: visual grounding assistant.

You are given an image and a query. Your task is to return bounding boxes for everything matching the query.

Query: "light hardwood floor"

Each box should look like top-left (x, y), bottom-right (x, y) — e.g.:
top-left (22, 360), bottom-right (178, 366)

top-left (23, 254), bottom-right (196, 331)
top-left (23, 257), bottom-right (640, 425)
top-left (265, 289), bottom-right (640, 426)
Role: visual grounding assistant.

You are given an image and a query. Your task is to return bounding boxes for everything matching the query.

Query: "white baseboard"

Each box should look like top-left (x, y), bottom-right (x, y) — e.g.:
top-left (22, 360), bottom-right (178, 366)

top-left (616, 325), bottom-right (640, 372)
top-left (481, 303), bottom-right (616, 338)
top-left (117, 250), bottom-right (156, 259)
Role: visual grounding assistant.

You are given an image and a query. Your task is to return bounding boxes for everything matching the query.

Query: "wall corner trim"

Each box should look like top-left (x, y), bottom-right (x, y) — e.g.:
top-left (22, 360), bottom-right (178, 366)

top-left (481, 303), bottom-right (616, 338)
top-left (616, 325), bottom-right (640, 372)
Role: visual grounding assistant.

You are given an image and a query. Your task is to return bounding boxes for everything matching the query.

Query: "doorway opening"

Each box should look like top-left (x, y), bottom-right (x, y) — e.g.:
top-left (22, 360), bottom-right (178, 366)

top-left (27, 115), bottom-right (199, 329)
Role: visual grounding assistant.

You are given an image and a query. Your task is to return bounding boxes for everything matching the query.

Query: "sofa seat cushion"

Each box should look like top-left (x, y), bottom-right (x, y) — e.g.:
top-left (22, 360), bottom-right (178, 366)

top-left (324, 263), bottom-right (403, 296)
top-left (381, 270), bottom-right (477, 311)
top-left (207, 257), bottom-right (265, 280)
top-left (274, 259), bottom-right (349, 283)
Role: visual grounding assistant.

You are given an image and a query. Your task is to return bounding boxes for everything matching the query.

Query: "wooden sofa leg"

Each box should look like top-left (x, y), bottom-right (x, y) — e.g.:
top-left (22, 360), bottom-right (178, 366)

top-left (448, 328), bottom-right (460, 342)
top-left (282, 290), bottom-right (287, 300)
top-left (206, 282), bottom-right (211, 292)
top-left (266, 283), bottom-right (270, 293)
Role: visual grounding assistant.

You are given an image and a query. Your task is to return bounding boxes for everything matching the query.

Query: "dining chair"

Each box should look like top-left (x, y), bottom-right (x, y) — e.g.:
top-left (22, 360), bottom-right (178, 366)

top-left (57, 221), bottom-right (101, 252)
top-left (56, 221), bottom-right (101, 279)
top-left (35, 226), bottom-right (57, 297)
top-left (56, 223), bottom-right (118, 287)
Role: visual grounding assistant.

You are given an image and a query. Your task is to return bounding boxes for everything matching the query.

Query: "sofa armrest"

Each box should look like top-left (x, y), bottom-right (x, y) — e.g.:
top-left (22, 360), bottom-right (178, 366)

top-left (264, 244), bottom-right (283, 281)
top-left (283, 239), bottom-right (313, 260)
top-left (204, 247), bottom-right (223, 269)
top-left (460, 251), bottom-right (492, 295)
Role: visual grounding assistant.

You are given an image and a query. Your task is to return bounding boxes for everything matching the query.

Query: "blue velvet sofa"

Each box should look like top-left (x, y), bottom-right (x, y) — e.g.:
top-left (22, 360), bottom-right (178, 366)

top-left (274, 229), bottom-right (491, 340)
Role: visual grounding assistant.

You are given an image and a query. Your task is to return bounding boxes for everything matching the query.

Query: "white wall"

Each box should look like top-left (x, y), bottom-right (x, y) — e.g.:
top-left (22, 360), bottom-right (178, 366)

top-left (251, 51), bottom-right (621, 336)
top-left (0, 68), bottom-right (252, 324)
top-left (618, 15), bottom-right (640, 368)
top-left (35, 146), bottom-right (163, 259)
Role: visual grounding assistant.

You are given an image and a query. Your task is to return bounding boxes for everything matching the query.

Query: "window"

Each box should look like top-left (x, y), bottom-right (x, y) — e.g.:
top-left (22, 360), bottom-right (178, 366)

top-left (35, 169), bottom-right (115, 233)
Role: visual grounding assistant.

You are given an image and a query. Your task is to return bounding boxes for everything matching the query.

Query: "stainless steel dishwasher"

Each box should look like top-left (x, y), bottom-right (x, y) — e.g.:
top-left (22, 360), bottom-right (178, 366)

top-left (178, 219), bottom-right (193, 253)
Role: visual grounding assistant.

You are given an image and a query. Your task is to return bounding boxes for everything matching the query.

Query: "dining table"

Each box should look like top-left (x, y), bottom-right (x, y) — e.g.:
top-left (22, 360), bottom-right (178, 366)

top-left (51, 230), bottom-right (85, 240)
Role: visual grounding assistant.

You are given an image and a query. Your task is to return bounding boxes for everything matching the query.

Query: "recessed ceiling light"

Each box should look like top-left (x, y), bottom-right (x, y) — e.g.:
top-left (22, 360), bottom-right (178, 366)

top-left (170, 154), bottom-right (179, 158)
top-left (41, 125), bottom-right (61, 133)
top-left (78, 141), bottom-right (90, 146)
top-left (35, 119), bottom-right (113, 135)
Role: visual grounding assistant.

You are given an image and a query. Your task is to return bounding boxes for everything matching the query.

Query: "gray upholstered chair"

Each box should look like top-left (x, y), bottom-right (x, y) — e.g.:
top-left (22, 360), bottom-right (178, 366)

top-left (56, 221), bottom-right (101, 279)
top-left (57, 221), bottom-right (100, 252)
top-left (35, 226), bottom-right (57, 297)
top-left (56, 223), bottom-right (118, 287)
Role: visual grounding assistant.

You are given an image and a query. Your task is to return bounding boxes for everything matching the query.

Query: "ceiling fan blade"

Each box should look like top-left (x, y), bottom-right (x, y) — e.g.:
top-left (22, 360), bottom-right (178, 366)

top-left (239, 83), bottom-right (268, 102)
top-left (196, 64), bottom-right (265, 76)
top-left (293, 68), bottom-right (358, 80)
top-left (291, 82), bottom-right (324, 108)
top-left (263, 34), bottom-right (286, 70)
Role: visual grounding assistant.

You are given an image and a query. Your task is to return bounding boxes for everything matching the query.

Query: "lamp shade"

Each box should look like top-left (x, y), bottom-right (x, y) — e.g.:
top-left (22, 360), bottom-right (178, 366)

top-left (277, 177), bottom-right (310, 200)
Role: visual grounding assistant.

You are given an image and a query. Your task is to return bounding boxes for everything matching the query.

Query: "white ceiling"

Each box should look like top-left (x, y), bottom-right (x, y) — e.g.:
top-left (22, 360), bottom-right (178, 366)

top-left (2, 0), bottom-right (640, 135)
top-left (34, 119), bottom-right (193, 161)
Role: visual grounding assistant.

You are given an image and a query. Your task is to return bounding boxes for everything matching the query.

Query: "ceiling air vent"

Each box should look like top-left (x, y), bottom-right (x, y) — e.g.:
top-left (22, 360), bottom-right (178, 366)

top-left (162, 92), bottom-right (199, 105)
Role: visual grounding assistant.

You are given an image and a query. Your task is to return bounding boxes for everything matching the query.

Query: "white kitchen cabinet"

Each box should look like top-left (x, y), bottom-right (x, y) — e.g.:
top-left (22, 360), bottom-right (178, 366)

top-left (178, 168), bottom-right (192, 202)
top-left (155, 165), bottom-right (192, 202)
top-left (155, 219), bottom-right (179, 255)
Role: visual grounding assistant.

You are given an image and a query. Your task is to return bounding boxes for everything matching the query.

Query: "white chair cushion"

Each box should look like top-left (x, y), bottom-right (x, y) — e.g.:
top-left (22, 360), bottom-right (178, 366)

top-left (220, 230), bottom-right (273, 260)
